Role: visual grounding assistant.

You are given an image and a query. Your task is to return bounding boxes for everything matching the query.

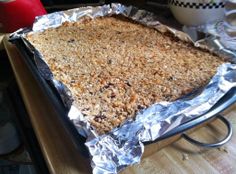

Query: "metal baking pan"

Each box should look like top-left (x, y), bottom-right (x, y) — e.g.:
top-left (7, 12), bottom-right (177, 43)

top-left (11, 37), bottom-right (236, 156)
top-left (11, 39), bottom-right (89, 157)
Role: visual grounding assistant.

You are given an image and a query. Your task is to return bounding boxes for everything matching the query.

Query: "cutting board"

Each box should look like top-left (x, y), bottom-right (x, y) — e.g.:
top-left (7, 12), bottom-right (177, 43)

top-left (4, 35), bottom-right (236, 174)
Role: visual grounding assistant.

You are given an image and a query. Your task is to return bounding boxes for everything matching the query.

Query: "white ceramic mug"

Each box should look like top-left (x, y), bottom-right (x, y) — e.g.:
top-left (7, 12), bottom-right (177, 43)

top-left (169, 0), bottom-right (226, 26)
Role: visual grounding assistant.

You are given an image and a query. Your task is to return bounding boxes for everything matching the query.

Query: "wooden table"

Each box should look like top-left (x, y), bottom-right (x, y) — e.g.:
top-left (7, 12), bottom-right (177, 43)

top-left (123, 106), bottom-right (236, 174)
top-left (3, 36), bottom-right (236, 174)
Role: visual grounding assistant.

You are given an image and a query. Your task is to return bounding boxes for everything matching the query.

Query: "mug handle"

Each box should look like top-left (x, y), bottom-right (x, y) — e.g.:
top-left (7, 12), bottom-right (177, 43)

top-left (225, 9), bottom-right (236, 16)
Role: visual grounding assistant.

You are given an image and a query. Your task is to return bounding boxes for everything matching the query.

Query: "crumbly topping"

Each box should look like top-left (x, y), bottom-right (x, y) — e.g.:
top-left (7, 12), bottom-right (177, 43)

top-left (26, 17), bottom-right (225, 134)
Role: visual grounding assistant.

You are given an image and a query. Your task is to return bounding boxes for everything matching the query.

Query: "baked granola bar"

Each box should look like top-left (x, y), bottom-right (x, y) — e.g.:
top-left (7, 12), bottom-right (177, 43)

top-left (26, 17), bottom-right (225, 134)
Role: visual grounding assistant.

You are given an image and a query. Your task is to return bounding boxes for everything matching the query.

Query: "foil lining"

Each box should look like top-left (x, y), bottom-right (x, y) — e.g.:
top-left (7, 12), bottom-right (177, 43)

top-left (10, 3), bottom-right (236, 174)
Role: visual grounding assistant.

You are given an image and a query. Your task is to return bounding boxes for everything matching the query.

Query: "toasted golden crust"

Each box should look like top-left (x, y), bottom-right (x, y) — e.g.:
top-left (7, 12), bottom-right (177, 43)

top-left (26, 17), bottom-right (225, 134)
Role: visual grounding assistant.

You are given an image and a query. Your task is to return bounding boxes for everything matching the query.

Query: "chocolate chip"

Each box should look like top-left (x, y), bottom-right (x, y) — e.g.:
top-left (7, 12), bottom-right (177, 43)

top-left (167, 76), bottom-right (174, 81)
top-left (68, 39), bottom-right (75, 43)
top-left (125, 81), bottom-right (132, 87)
top-left (100, 82), bottom-right (114, 92)
top-left (107, 59), bottom-right (112, 64)
top-left (163, 94), bottom-right (173, 101)
top-left (94, 115), bottom-right (106, 122)
top-left (111, 92), bottom-right (116, 98)
top-left (104, 82), bottom-right (114, 89)
top-left (153, 71), bottom-right (158, 75)
top-left (137, 105), bottom-right (145, 110)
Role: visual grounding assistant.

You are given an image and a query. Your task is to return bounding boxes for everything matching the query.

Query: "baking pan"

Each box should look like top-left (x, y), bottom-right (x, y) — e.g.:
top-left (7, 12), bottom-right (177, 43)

top-left (10, 38), bottom-right (236, 156)
top-left (11, 39), bottom-right (89, 157)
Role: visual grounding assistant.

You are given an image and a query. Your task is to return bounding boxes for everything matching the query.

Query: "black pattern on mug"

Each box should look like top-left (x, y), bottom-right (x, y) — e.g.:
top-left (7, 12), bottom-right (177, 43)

top-left (169, 0), bottom-right (225, 9)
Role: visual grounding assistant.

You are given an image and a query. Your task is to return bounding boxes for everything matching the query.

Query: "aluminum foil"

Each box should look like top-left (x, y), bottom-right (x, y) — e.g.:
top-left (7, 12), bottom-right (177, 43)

top-left (10, 3), bottom-right (236, 174)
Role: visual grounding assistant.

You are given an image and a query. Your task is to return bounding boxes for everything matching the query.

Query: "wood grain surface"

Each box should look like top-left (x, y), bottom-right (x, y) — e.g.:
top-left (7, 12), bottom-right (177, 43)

top-left (123, 105), bottom-right (236, 174)
top-left (3, 35), bottom-right (236, 174)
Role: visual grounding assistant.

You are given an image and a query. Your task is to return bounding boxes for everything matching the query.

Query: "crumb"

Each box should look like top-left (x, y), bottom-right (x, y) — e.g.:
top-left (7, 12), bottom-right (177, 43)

top-left (217, 146), bottom-right (228, 153)
top-left (182, 153), bottom-right (189, 161)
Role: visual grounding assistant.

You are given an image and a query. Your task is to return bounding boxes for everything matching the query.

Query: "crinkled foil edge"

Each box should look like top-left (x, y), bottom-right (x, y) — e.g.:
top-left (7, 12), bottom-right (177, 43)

top-left (10, 3), bottom-right (236, 174)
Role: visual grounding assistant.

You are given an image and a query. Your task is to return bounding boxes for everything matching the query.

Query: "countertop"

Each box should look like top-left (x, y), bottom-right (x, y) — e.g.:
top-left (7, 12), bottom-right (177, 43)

top-left (2, 34), bottom-right (236, 174)
top-left (123, 106), bottom-right (236, 174)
